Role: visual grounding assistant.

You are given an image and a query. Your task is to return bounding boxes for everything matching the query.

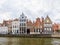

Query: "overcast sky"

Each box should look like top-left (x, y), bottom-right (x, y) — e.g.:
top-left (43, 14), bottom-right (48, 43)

top-left (0, 0), bottom-right (60, 23)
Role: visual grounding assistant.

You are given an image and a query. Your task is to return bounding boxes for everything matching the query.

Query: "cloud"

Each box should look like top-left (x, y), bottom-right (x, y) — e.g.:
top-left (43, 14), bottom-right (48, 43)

top-left (0, 0), bottom-right (60, 23)
top-left (0, 12), bottom-right (12, 22)
top-left (0, 0), bottom-right (7, 7)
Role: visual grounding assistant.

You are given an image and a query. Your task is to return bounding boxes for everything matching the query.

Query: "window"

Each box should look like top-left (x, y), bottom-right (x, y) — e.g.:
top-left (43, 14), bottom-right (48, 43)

top-left (24, 23), bottom-right (26, 26)
top-left (44, 28), bottom-right (46, 30)
top-left (17, 30), bottom-right (18, 33)
top-left (13, 30), bottom-right (14, 32)
top-left (47, 28), bottom-right (49, 30)
top-left (24, 19), bottom-right (26, 22)
top-left (22, 20), bottom-right (23, 22)
top-left (50, 28), bottom-right (51, 31)
top-left (22, 32), bottom-right (23, 33)
top-left (39, 29), bottom-right (40, 32)
top-left (22, 28), bottom-right (24, 31)
top-left (34, 29), bottom-right (35, 32)
top-left (13, 26), bottom-right (14, 28)
top-left (22, 17), bottom-right (24, 18)
top-left (20, 24), bottom-right (21, 26)
top-left (24, 29), bottom-right (26, 33)
top-left (20, 28), bottom-right (21, 31)
top-left (22, 23), bottom-right (24, 26)
top-left (15, 30), bottom-right (16, 33)
top-left (40, 30), bottom-right (42, 32)
top-left (38, 29), bottom-right (39, 32)
top-left (15, 26), bottom-right (16, 28)
top-left (20, 20), bottom-right (23, 22)
top-left (20, 23), bottom-right (26, 26)
top-left (20, 23), bottom-right (23, 26)
top-left (36, 29), bottom-right (38, 32)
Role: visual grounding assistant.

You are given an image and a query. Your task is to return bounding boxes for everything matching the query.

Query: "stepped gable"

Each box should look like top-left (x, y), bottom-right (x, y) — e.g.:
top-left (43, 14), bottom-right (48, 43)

top-left (33, 17), bottom-right (42, 28)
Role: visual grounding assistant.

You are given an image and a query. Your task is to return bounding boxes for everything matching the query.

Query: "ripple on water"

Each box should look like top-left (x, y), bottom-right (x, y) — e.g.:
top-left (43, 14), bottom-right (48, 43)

top-left (52, 38), bottom-right (60, 45)
top-left (0, 37), bottom-right (57, 45)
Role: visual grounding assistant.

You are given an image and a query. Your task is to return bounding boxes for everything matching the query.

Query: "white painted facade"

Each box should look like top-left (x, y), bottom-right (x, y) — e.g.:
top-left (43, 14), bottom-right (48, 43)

top-left (19, 13), bottom-right (27, 34)
top-left (44, 24), bottom-right (52, 27)
top-left (44, 24), bottom-right (52, 34)
top-left (44, 16), bottom-right (53, 34)
top-left (0, 26), bottom-right (8, 34)
top-left (44, 24), bottom-right (52, 31)
top-left (12, 20), bottom-right (20, 34)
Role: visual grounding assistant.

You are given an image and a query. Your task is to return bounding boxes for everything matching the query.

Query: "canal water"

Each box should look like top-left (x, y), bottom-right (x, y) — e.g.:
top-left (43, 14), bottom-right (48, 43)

top-left (0, 37), bottom-right (60, 45)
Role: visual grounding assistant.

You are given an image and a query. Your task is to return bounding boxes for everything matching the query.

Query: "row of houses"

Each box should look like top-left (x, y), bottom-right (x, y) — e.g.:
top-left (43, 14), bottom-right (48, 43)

top-left (0, 13), bottom-right (60, 34)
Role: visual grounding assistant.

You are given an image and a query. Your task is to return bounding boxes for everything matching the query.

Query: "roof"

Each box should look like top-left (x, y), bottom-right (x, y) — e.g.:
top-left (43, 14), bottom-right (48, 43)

top-left (44, 15), bottom-right (52, 24)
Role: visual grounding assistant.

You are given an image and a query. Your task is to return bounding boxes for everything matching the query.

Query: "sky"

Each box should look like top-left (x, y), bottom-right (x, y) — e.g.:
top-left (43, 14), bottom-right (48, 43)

top-left (0, 0), bottom-right (60, 23)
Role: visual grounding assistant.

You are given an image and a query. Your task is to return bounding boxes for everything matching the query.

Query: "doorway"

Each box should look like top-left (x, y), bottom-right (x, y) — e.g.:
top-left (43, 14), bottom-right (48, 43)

top-left (27, 29), bottom-right (30, 34)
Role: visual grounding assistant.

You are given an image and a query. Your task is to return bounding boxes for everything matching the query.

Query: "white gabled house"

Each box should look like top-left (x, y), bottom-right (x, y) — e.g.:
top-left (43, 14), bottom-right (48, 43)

top-left (19, 13), bottom-right (27, 34)
top-left (12, 13), bottom-right (27, 34)
top-left (43, 15), bottom-right (53, 34)
top-left (12, 19), bottom-right (20, 34)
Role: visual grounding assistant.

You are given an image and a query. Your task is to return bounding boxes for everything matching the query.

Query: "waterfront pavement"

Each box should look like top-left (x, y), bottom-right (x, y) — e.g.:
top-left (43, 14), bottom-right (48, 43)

top-left (0, 34), bottom-right (59, 38)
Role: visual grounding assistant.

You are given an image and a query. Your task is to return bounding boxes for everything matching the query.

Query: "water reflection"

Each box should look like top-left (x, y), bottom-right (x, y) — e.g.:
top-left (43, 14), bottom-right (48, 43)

top-left (52, 38), bottom-right (60, 45)
top-left (0, 37), bottom-right (59, 45)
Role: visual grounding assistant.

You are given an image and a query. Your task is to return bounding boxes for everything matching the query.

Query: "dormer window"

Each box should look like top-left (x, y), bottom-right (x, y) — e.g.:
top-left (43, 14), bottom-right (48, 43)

top-left (47, 20), bottom-right (49, 23)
